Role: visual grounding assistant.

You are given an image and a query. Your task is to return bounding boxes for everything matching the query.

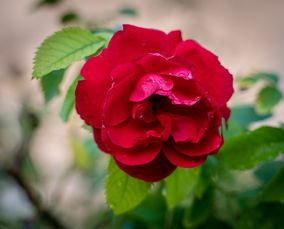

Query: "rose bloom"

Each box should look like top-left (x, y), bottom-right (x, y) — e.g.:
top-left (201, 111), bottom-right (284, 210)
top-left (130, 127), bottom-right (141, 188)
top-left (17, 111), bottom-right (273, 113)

top-left (75, 25), bottom-right (233, 182)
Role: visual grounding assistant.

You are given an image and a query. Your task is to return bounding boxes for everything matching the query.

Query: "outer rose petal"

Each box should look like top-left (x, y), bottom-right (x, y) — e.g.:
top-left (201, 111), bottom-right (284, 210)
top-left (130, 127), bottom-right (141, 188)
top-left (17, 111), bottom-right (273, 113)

top-left (107, 24), bottom-right (170, 67)
top-left (115, 153), bottom-right (176, 182)
top-left (80, 49), bottom-right (111, 82)
top-left (113, 143), bottom-right (162, 166)
top-left (93, 128), bottom-right (109, 153)
top-left (168, 30), bottom-right (183, 55)
top-left (174, 40), bottom-right (234, 106)
top-left (75, 80), bottom-right (105, 127)
top-left (164, 144), bottom-right (207, 168)
top-left (173, 127), bottom-right (223, 157)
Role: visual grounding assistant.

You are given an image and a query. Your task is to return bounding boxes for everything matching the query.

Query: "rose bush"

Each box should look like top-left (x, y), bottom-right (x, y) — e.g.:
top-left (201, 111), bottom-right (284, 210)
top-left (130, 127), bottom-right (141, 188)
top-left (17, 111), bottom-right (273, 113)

top-left (75, 24), bottom-right (233, 182)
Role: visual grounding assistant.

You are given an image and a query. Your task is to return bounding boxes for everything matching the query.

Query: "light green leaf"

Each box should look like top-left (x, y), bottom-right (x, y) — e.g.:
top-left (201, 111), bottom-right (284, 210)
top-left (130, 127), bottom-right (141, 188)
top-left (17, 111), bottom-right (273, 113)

top-left (60, 75), bottom-right (83, 122)
top-left (218, 127), bottom-right (284, 170)
top-left (237, 72), bottom-right (279, 88)
top-left (222, 120), bottom-right (245, 140)
top-left (105, 159), bottom-right (151, 215)
top-left (33, 27), bottom-right (105, 78)
top-left (165, 167), bottom-right (200, 208)
top-left (259, 165), bottom-right (284, 202)
top-left (255, 85), bottom-right (282, 115)
top-left (40, 69), bottom-right (65, 104)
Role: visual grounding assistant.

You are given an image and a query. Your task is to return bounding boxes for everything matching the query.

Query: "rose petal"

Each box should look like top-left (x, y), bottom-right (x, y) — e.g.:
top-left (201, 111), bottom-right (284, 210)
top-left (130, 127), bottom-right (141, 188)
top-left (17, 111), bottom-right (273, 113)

top-left (137, 54), bottom-right (191, 79)
top-left (130, 74), bottom-right (173, 102)
top-left (132, 100), bottom-right (156, 123)
top-left (164, 144), bottom-right (207, 168)
top-left (156, 78), bottom-right (202, 106)
top-left (168, 30), bottom-right (183, 55)
top-left (93, 128), bottom-right (109, 153)
top-left (115, 153), bottom-right (176, 182)
top-left (80, 49), bottom-right (111, 82)
top-left (107, 24), bottom-right (170, 67)
top-left (107, 119), bottom-right (162, 148)
top-left (169, 112), bottom-right (209, 143)
top-left (113, 143), bottom-right (162, 166)
top-left (75, 80), bottom-right (106, 127)
top-left (174, 40), bottom-right (234, 106)
top-left (173, 127), bottom-right (223, 157)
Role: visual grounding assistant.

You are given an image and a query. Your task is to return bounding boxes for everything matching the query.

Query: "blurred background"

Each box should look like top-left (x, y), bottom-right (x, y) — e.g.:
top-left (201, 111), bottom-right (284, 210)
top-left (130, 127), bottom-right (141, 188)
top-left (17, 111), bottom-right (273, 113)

top-left (0, 0), bottom-right (284, 228)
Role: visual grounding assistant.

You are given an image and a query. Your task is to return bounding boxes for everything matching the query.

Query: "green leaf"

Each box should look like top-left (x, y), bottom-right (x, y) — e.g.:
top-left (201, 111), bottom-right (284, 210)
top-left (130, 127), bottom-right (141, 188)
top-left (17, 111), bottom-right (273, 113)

top-left (60, 75), bottom-right (83, 122)
top-left (183, 186), bottom-right (214, 228)
top-left (33, 27), bottom-right (105, 78)
top-left (105, 159), bottom-right (151, 215)
top-left (231, 105), bottom-right (271, 126)
top-left (218, 127), bottom-right (284, 170)
top-left (165, 167), bottom-right (201, 208)
top-left (255, 85), bottom-right (282, 115)
top-left (40, 69), bottom-right (65, 104)
top-left (237, 72), bottom-right (279, 88)
top-left (259, 165), bottom-right (284, 202)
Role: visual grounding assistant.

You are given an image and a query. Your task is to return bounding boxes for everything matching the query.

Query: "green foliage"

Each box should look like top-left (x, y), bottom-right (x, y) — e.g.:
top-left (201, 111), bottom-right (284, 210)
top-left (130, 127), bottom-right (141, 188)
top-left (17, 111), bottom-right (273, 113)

top-left (254, 161), bottom-right (283, 184)
top-left (60, 75), bottom-right (83, 122)
top-left (236, 203), bottom-right (284, 229)
top-left (183, 187), bottom-right (214, 228)
top-left (105, 159), bottom-right (151, 215)
top-left (255, 85), bottom-right (282, 115)
top-left (165, 167), bottom-right (201, 208)
top-left (218, 127), bottom-right (284, 170)
top-left (40, 69), bottom-right (65, 104)
top-left (32, 27), bottom-right (105, 78)
top-left (237, 72), bottom-right (279, 88)
top-left (259, 165), bottom-right (284, 202)
top-left (222, 120), bottom-right (245, 140)
top-left (230, 105), bottom-right (271, 126)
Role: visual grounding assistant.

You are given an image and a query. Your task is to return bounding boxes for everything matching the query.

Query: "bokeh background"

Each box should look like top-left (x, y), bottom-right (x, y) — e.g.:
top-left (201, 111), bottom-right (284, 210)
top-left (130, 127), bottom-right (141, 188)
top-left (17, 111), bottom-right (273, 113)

top-left (0, 0), bottom-right (284, 228)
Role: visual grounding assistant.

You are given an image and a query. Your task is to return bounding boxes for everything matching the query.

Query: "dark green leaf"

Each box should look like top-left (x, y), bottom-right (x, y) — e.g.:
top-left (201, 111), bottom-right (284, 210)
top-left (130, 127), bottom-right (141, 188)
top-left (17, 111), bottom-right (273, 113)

top-left (40, 69), bottom-right (65, 103)
top-left (259, 165), bottom-right (284, 202)
top-left (183, 186), bottom-right (214, 228)
top-left (231, 105), bottom-right (271, 126)
top-left (130, 193), bottom-right (167, 225)
top-left (33, 27), bottom-right (105, 78)
top-left (254, 161), bottom-right (283, 184)
top-left (237, 72), bottom-right (279, 88)
top-left (60, 11), bottom-right (79, 24)
top-left (255, 85), bottom-right (282, 115)
top-left (105, 159), bottom-right (151, 215)
top-left (218, 127), bottom-right (284, 170)
top-left (236, 203), bottom-right (284, 229)
top-left (60, 75), bottom-right (83, 122)
top-left (165, 167), bottom-right (200, 208)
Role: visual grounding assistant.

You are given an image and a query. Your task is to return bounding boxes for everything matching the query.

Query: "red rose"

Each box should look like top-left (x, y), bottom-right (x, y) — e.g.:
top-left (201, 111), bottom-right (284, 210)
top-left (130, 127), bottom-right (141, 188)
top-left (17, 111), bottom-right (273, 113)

top-left (75, 25), bottom-right (233, 182)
